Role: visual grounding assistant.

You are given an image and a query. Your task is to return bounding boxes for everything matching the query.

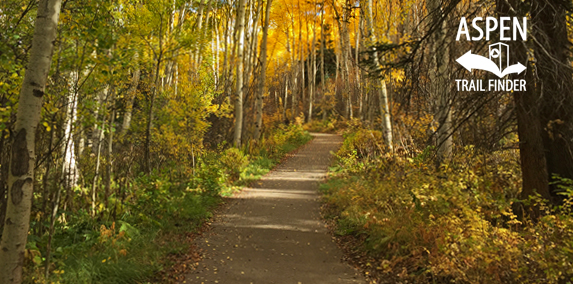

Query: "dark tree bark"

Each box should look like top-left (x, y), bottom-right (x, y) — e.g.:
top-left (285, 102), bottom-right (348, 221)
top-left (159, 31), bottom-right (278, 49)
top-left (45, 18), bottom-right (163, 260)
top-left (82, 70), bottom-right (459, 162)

top-left (530, 0), bottom-right (573, 201)
top-left (498, 0), bottom-right (573, 211)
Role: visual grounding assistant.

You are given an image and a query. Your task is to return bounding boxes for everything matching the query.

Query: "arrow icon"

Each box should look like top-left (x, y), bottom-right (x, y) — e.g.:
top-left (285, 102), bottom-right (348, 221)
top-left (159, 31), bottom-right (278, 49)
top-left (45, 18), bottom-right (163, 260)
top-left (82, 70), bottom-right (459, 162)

top-left (456, 50), bottom-right (526, 78)
top-left (500, 62), bottom-right (526, 77)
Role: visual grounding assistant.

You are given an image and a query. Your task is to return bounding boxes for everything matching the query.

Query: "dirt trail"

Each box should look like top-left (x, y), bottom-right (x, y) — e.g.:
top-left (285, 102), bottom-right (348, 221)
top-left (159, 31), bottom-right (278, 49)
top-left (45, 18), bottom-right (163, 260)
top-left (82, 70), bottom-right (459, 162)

top-left (184, 133), bottom-right (364, 283)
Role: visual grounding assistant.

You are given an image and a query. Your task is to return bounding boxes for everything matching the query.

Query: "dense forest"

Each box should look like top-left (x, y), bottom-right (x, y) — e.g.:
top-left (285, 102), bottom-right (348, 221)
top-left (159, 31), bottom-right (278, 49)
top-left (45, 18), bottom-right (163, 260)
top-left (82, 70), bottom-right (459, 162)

top-left (0, 0), bottom-right (572, 283)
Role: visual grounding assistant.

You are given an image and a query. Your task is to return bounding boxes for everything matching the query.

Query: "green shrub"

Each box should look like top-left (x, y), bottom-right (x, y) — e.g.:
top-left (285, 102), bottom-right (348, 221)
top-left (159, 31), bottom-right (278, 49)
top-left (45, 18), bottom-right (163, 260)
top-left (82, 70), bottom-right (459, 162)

top-left (219, 147), bottom-right (250, 183)
top-left (303, 118), bottom-right (339, 133)
top-left (195, 151), bottom-right (225, 194)
top-left (27, 125), bottom-right (313, 284)
top-left (260, 123), bottom-right (312, 160)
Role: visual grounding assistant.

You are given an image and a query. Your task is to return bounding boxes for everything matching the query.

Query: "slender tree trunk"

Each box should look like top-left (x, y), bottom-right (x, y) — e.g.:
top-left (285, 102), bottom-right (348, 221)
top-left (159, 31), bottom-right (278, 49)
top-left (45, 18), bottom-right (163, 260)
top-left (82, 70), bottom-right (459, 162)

top-left (234, 0), bottom-right (247, 147)
top-left (291, 69), bottom-right (298, 122)
top-left (43, 179), bottom-right (62, 279)
top-left (145, 85), bottom-right (157, 173)
top-left (222, 11), bottom-right (232, 98)
top-left (193, 0), bottom-right (207, 70)
top-left (145, 21), bottom-right (164, 173)
top-left (196, 0), bottom-right (214, 68)
top-left (364, 0), bottom-right (393, 151)
top-left (121, 55), bottom-right (140, 136)
top-left (308, 16), bottom-right (316, 123)
top-left (243, 1), bottom-right (261, 128)
top-left (287, 14), bottom-right (299, 123)
top-left (220, 17), bottom-right (228, 92)
top-left (320, 0), bottom-right (326, 121)
top-left (213, 19), bottom-right (220, 88)
top-left (298, 4), bottom-right (305, 121)
top-left (355, 16), bottom-right (362, 120)
top-left (378, 82), bottom-right (392, 149)
top-left (92, 87), bottom-right (106, 153)
top-left (91, 115), bottom-right (105, 216)
top-left (283, 80), bottom-right (289, 122)
top-left (62, 71), bottom-right (80, 191)
top-left (241, 3), bottom-right (259, 142)
top-left (105, 97), bottom-right (115, 209)
top-left (254, 0), bottom-right (273, 140)
top-left (428, 0), bottom-right (452, 162)
top-left (0, 0), bottom-right (63, 283)
top-left (45, 115), bottom-right (74, 277)
top-left (39, 122), bottom-right (55, 236)
top-left (332, 0), bottom-right (352, 119)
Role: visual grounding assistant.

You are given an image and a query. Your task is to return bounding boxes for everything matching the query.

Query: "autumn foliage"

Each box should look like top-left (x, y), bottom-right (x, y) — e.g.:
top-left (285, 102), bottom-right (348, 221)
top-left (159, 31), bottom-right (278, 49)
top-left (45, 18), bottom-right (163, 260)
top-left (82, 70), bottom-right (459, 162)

top-left (323, 129), bottom-right (573, 283)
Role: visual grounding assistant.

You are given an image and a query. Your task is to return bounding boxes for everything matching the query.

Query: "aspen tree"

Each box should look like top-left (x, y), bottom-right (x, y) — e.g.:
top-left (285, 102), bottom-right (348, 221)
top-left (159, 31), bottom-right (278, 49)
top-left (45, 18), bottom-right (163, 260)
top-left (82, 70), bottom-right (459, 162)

top-left (0, 0), bottom-right (63, 283)
top-left (364, 0), bottom-right (393, 151)
top-left (254, 0), bottom-right (273, 140)
top-left (234, 0), bottom-right (248, 147)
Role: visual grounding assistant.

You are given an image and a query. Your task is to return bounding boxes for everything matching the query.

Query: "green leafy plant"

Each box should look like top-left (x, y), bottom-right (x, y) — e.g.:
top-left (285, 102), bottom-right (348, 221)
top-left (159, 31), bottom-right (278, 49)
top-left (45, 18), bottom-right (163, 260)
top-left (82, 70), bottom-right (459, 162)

top-left (220, 147), bottom-right (250, 183)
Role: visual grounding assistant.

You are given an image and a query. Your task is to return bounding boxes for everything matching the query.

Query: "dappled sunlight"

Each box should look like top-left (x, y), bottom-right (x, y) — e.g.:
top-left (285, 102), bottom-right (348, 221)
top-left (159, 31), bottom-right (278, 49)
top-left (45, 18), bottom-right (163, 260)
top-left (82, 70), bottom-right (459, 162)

top-left (189, 134), bottom-right (360, 283)
top-left (223, 214), bottom-right (323, 228)
top-left (262, 171), bottom-right (326, 181)
top-left (219, 217), bottom-right (325, 233)
top-left (228, 223), bottom-right (315, 232)
top-left (231, 188), bottom-right (318, 199)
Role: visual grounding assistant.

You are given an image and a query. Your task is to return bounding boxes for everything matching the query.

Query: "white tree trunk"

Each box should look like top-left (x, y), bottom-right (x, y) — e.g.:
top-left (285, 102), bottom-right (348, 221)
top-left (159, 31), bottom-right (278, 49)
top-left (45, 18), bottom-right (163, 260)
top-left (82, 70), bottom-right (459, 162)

top-left (196, 0), bottom-right (214, 68)
top-left (92, 86), bottom-right (108, 152)
top-left (0, 0), bottom-right (63, 283)
top-left (254, 0), bottom-right (273, 140)
top-left (283, 80), bottom-right (289, 121)
top-left (365, 0), bottom-right (393, 151)
top-left (320, 0), bottom-right (326, 120)
top-left (121, 61), bottom-right (139, 136)
top-left (355, 17), bottom-right (362, 119)
top-left (379, 81), bottom-right (393, 150)
top-left (213, 21), bottom-right (220, 88)
top-left (308, 4), bottom-right (317, 123)
top-left (234, 0), bottom-right (247, 147)
top-left (62, 71), bottom-right (79, 191)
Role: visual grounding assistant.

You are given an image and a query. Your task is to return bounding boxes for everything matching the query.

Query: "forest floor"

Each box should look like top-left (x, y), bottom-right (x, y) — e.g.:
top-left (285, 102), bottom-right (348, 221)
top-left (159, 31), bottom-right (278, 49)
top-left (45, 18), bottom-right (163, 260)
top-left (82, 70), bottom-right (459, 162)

top-left (181, 133), bottom-right (364, 283)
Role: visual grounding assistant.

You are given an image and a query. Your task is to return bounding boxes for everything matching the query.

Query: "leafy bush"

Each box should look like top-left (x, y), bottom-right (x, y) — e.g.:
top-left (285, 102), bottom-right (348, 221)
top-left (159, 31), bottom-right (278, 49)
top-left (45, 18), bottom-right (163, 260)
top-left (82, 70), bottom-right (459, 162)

top-left (37, 176), bottom-right (221, 284)
top-left (194, 152), bottom-right (226, 194)
top-left (304, 118), bottom-right (339, 133)
top-left (219, 147), bottom-right (250, 183)
top-left (337, 129), bottom-right (386, 161)
top-left (27, 124), bottom-right (314, 284)
top-left (259, 123), bottom-right (312, 160)
top-left (322, 128), bottom-right (573, 284)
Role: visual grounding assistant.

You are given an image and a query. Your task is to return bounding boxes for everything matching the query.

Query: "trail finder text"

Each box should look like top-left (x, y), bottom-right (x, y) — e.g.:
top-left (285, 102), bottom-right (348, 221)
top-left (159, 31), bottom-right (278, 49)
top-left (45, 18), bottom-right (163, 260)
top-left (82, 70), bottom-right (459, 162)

top-left (454, 17), bottom-right (527, 92)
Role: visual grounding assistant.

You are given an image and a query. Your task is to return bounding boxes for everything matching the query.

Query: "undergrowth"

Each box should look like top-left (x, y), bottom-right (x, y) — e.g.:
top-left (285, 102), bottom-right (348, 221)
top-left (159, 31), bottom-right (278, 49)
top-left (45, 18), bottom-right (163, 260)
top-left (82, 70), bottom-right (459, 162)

top-left (303, 118), bottom-right (347, 133)
top-left (25, 124), bottom-right (311, 284)
top-left (321, 128), bottom-right (573, 284)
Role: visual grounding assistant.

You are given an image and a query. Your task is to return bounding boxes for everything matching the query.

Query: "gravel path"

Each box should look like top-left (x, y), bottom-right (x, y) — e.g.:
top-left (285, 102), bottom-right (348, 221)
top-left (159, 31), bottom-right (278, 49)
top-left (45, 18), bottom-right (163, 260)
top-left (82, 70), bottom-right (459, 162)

top-left (184, 133), bottom-right (364, 284)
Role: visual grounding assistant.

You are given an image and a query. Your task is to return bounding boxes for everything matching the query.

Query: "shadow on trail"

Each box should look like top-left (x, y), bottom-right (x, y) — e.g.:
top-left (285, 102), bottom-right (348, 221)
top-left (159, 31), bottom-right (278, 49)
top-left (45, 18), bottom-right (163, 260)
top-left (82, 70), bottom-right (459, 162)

top-left (184, 133), bottom-right (364, 284)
